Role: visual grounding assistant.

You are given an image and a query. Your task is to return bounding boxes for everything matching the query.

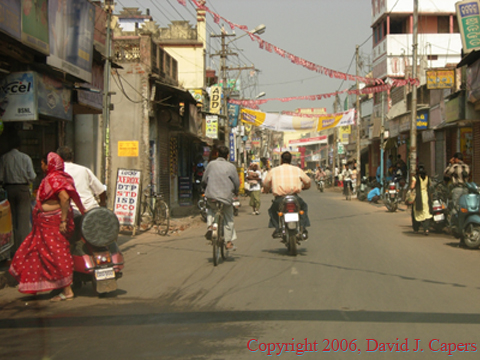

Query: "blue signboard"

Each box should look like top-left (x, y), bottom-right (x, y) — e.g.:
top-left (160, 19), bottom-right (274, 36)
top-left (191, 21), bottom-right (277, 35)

top-left (229, 132), bottom-right (237, 162)
top-left (416, 111), bottom-right (429, 130)
top-left (47, 0), bottom-right (95, 82)
top-left (37, 73), bottom-right (72, 121)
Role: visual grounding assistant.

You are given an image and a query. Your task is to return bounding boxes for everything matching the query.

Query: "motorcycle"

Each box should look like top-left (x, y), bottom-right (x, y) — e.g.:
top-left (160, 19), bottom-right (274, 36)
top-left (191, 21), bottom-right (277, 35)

top-left (450, 182), bottom-right (480, 249)
top-left (198, 193), bottom-right (208, 222)
top-left (430, 176), bottom-right (448, 233)
top-left (277, 195), bottom-right (307, 256)
top-left (357, 176), bottom-right (369, 201)
top-left (71, 207), bottom-right (124, 296)
top-left (316, 177), bottom-right (325, 192)
top-left (384, 180), bottom-right (400, 212)
top-left (232, 195), bottom-right (241, 216)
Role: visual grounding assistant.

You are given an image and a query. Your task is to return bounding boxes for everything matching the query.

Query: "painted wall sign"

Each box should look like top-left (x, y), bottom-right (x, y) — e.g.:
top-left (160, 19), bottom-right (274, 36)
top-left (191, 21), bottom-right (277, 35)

top-left (118, 141), bottom-right (139, 157)
top-left (113, 169), bottom-right (141, 226)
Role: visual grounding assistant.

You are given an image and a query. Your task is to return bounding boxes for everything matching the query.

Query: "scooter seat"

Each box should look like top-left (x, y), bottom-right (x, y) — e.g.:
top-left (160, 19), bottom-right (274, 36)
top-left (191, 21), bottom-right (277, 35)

top-left (81, 207), bottom-right (120, 247)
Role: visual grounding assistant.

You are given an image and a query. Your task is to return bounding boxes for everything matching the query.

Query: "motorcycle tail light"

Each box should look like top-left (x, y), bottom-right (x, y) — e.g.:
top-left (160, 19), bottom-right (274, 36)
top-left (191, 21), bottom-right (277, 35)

top-left (285, 202), bottom-right (297, 212)
top-left (389, 185), bottom-right (396, 190)
top-left (460, 208), bottom-right (468, 213)
top-left (433, 206), bottom-right (442, 211)
top-left (94, 252), bottom-right (112, 265)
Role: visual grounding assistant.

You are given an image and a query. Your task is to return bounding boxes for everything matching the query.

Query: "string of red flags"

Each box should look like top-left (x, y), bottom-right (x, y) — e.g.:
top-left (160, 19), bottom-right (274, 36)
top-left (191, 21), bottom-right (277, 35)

top-left (177, 0), bottom-right (420, 86)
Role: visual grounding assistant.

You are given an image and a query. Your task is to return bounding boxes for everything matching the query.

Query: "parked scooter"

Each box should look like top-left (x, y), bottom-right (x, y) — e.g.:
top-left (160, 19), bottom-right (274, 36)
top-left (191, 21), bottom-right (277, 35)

top-left (71, 207), bottom-right (124, 296)
top-left (277, 195), bottom-right (307, 256)
top-left (430, 176), bottom-right (448, 232)
top-left (384, 180), bottom-right (400, 212)
top-left (450, 182), bottom-right (480, 249)
top-left (0, 186), bottom-right (14, 262)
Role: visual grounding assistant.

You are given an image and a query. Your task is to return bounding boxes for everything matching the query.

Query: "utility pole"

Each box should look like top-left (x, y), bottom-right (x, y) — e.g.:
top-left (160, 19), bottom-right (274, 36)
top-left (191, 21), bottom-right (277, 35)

top-left (103, 0), bottom-right (113, 200)
top-left (409, 0), bottom-right (419, 181)
top-left (380, 90), bottom-right (385, 192)
top-left (211, 27), bottom-right (235, 147)
top-left (355, 45), bottom-right (361, 189)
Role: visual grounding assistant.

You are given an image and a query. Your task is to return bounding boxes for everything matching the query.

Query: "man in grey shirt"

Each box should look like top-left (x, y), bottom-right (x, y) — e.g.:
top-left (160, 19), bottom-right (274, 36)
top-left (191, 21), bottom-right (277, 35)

top-left (0, 136), bottom-right (36, 253)
top-left (201, 145), bottom-right (240, 249)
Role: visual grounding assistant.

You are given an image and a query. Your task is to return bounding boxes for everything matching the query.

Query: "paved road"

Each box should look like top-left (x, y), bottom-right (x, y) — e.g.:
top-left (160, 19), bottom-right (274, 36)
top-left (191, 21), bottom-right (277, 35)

top-left (1, 188), bottom-right (480, 359)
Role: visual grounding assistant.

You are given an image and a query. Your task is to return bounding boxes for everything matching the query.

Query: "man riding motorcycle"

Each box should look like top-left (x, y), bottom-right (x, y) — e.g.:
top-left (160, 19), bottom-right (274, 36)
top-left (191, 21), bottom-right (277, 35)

top-left (262, 151), bottom-right (311, 239)
top-left (315, 166), bottom-right (326, 183)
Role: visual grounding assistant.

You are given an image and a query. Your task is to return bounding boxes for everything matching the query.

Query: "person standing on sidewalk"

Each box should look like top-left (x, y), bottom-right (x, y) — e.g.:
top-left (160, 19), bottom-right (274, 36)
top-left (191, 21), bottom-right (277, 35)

top-left (0, 135), bottom-right (36, 254)
top-left (444, 152), bottom-right (470, 222)
top-left (246, 163), bottom-right (262, 215)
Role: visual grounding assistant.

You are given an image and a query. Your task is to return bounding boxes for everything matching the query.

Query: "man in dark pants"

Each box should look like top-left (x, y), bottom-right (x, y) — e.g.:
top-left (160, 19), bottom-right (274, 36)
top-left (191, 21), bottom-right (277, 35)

top-left (0, 136), bottom-right (36, 254)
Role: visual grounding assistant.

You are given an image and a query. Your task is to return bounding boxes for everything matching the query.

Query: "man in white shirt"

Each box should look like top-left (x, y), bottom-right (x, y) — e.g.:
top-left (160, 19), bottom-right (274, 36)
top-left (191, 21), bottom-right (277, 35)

top-left (56, 146), bottom-right (106, 214)
top-left (0, 136), bottom-right (36, 253)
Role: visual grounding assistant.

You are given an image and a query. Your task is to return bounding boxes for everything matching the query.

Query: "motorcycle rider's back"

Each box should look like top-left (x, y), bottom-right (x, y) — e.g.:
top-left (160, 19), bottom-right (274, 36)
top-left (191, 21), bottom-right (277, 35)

top-left (262, 152), bottom-right (311, 238)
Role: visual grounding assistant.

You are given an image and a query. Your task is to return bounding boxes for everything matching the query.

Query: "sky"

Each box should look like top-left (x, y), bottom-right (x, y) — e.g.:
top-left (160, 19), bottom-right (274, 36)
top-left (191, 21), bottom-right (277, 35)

top-left (116, 0), bottom-right (373, 114)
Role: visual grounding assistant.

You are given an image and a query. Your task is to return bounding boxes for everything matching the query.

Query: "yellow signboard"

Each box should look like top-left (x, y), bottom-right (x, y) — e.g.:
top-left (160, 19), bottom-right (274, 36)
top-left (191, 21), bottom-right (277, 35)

top-left (118, 141), bottom-right (139, 157)
top-left (426, 69), bottom-right (455, 89)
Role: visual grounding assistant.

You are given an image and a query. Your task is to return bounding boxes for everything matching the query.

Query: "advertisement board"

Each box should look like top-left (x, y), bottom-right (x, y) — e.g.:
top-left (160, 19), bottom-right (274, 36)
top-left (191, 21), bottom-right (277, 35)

top-left (37, 73), bottom-right (72, 121)
top-left (426, 69), bottom-right (455, 89)
top-left (0, 0), bottom-right (21, 41)
top-left (21, 0), bottom-right (50, 54)
top-left (209, 86), bottom-right (222, 114)
top-left (113, 169), bottom-right (141, 227)
top-left (456, 0), bottom-right (480, 53)
top-left (206, 115), bottom-right (218, 139)
top-left (0, 72), bottom-right (37, 121)
top-left (47, 0), bottom-right (95, 82)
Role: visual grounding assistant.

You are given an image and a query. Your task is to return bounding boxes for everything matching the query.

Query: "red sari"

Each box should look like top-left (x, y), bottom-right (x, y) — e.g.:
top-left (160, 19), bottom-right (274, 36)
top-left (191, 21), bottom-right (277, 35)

top-left (9, 153), bottom-right (85, 294)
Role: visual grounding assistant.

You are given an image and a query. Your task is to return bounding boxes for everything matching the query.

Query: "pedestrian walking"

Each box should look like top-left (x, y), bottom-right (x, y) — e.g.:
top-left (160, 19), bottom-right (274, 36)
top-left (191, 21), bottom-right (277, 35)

top-left (411, 163), bottom-right (433, 235)
top-left (247, 163), bottom-right (262, 215)
top-left (0, 135), bottom-right (36, 254)
top-left (9, 152), bottom-right (85, 300)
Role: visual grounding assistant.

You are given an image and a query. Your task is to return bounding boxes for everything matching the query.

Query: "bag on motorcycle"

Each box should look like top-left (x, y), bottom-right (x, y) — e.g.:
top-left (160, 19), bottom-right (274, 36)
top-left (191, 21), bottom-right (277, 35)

top-left (405, 188), bottom-right (416, 205)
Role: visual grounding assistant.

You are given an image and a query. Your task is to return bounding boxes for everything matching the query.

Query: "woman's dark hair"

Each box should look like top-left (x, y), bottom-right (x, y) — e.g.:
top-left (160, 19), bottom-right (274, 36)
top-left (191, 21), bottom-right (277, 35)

top-left (41, 153), bottom-right (49, 165)
top-left (417, 163), bottom-right (427, 179)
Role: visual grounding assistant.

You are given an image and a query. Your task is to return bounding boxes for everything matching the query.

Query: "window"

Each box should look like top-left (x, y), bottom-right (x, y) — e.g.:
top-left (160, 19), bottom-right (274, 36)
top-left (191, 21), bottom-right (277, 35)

top-left (438, 16), bottom-right (449, 34)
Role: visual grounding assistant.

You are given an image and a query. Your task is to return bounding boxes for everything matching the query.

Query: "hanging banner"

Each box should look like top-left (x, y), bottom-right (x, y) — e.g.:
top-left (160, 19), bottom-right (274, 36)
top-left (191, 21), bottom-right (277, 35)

top-left (21, 0), bottom-right (49, 55)
top-left (316, 109), bottom-right (355, 132)
top-left (0, 0), bottom-right (21, 41)
top-left (240, 108), bottom-right (280, 129)
top-left (338, 126), bottom-right (351, 144)
top-left (205, 115), bottom-right (218, 139)
top-left (276, 114), bottom-right (317, 132)
top-left (209, 85), bottom-right (222, 114)
top-left (288, 135), bottom-right (327, 146)
top-left (228, 103), bottom-right (240, 127)
top-left (113, 169), bottom-right (141, 227)
top-left (229, 132), bottom-right (236, 162)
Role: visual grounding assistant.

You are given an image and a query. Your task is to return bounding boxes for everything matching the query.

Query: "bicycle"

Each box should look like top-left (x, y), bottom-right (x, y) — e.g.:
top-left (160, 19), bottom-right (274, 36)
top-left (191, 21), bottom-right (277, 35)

top-left (208, 199), bottom-right (229, 266)
top-left (138, 186), bottom-right (170, 235)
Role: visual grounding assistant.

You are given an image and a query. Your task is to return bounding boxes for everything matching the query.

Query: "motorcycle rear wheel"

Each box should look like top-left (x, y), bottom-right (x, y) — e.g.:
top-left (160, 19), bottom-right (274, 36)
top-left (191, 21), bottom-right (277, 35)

top-left (286, 230), bottom-right (297, 256)
top-left (463, 223), bottom-right (480, 249)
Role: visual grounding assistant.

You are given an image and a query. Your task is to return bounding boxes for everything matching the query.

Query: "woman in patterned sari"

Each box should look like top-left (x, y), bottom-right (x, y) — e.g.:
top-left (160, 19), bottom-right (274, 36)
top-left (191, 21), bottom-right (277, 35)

top-left (9, 152), bottom-right (85, 301)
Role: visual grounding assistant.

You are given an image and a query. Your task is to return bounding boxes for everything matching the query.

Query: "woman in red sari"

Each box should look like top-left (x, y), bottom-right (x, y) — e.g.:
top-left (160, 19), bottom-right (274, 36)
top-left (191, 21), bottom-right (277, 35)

top-left (9, 152), bottom-right (85, 301)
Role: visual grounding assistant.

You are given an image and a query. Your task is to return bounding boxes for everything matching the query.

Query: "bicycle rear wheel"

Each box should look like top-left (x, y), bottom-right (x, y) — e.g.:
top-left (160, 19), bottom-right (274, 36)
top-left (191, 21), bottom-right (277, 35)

top-left (219, 216), bottom-right (226, 260)
top-left (155, 200), bottom-right (170, 235)
top-left (212, 223), bottom-right (220, 266)
top-left (139, 202), bottom-right (154, 232)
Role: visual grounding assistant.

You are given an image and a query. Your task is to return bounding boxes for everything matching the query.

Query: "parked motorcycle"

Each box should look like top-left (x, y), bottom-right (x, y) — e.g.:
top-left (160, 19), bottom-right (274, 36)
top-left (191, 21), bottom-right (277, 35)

top-left (450, 182), bottom-right (480, 249)
top-left (384, 180), bottom-right (400, 212)
top-left (71, 207), bottom-right (124, 296)
top-left (277, 195), bottom-right (307, 256)
top-left (198, 193), bottom-right (208, 222)
top-left (232, 195), bottom-right (241, 216)
top-left (357, 176), bottom-right (369, 201)
top-left (430, 176), bottom-right (448, 232)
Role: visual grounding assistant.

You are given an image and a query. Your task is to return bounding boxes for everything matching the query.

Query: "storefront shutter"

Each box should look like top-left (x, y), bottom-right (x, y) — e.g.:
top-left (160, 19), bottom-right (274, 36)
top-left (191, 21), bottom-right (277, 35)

top-left (473, 122), bottom-right (480, 184)
top-left (157, 120), bottom-right (171, 204)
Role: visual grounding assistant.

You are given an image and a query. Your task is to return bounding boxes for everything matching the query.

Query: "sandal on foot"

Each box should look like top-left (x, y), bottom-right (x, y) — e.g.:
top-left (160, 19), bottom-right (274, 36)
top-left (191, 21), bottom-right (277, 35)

top-left (50, 293), bottom-right (74, 302)
top-left (225, 241), bottom-right (236, 251)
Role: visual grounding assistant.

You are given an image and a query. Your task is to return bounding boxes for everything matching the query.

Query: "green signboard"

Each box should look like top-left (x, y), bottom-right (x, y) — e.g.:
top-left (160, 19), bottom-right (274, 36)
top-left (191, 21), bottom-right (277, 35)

top-left (456, 0), bottom-right (480, 53)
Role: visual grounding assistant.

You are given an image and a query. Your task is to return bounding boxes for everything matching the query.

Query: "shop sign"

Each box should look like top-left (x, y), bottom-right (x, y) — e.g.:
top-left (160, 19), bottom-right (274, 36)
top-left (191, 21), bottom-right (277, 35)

top-left (118, 141), bottom-right (139, 157)
top-left (426, 69), bottom-right (455, 89)
top-left (205, 115), bottom-right (218, 139)
top-left (37, 73), bottom-right (72, 121)
top-left (0, 71), bottom-right (37, 121)
top-left (47, 0), bottom-right (95, 82)
top-left (0, 0), bottom-right (21, 41)
top-left (456, 0), bottom-right (480, 54)
top-left (445, 96), bottom-right (465, 123)
top-left (228, 103), bottom-right (239, 127)
top-left (113, 169), bottom-right (141, 227)
top-left (229, 132), bottom-right (236, 162)
top-left (288, 135), bottom-right (328, 146)
top-left (416, 111), bottom-right (429, 130)
top-left (209, 86), bottom-right (222, 114)
top-left (21, 0), bottom-right (49, 55)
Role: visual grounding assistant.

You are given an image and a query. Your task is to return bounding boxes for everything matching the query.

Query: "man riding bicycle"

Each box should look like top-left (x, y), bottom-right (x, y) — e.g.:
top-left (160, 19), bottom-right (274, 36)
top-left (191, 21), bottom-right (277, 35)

top-left (201, 145), bottom-right (240, 250)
